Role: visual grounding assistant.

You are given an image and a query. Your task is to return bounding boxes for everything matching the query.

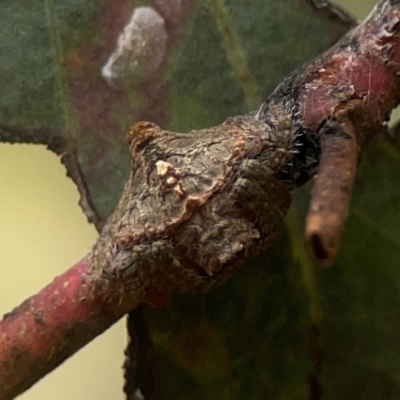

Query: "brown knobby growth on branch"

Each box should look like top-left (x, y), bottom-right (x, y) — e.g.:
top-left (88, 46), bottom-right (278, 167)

top-left (90, 117), bottom-right (293, 293)
top-left (1, 1), bottom-right (400, 398)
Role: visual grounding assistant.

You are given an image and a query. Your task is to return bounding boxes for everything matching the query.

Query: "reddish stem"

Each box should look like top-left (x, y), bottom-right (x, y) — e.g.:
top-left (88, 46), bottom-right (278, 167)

top-left (306, 118), bottom-right (359, 265)
top-left (0, 256), bottom-right (142, 400)
top-left (300, 1), bottom-right (400, 262)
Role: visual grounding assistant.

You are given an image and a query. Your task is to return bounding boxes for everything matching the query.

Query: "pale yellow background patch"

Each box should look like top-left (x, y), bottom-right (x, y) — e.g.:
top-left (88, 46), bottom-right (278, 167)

top-left (0, 145), bottom-right (126, 400)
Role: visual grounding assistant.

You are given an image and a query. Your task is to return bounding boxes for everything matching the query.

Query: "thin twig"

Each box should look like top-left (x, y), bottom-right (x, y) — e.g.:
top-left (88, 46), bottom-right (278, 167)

top-left (306, 116), bottom-right (359, 264)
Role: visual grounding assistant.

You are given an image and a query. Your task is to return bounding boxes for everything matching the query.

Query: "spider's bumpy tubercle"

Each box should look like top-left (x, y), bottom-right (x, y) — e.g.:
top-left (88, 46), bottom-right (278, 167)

top-left (91, 116), bottom-right (294, 293)
top-left (253, 100), bottom-right (321, 189)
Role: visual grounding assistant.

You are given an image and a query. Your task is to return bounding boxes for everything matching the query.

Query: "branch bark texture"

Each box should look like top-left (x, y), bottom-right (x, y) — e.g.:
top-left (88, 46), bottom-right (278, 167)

top-left (0, 258), bottom-right (141, 399)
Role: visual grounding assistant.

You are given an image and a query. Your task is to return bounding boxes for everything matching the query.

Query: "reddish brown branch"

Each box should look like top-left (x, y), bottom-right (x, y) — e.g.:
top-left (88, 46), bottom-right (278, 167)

top-left (252, 1), bottom-right (400, 264)
top-left (306, 116), bottom-right (359, 264)
top-left (295, 0), bottom-right (400, 262)
top-left (247, 1), bottom-right (400, 263)
top-left (0, 257), bottom-right (142, 400)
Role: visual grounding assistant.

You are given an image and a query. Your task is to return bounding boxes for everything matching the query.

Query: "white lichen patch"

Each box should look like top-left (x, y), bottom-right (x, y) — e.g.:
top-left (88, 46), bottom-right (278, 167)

top-left (102, 7), bottom-right (167, 87)
top-left (156, 160), bottom-right (173, 177)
